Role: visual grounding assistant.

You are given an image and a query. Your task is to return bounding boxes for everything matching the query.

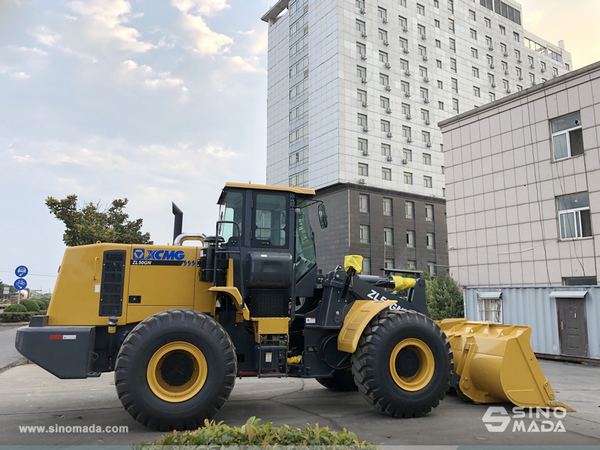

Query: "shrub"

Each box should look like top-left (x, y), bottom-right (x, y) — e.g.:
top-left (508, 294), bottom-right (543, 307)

top-left (0, 312), bottom-right (34, 323)
top-left (19, 299), bottom-right (40, 312)
top-left (142, 417), bottom-right (374, 447)
top-left (34, 300), bottom-right (47, 311)
top-left (4, 303), bottom-right (27, 313)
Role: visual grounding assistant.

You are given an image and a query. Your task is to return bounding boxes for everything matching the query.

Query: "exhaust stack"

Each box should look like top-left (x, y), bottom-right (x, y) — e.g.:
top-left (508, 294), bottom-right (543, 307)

top-left (172, 202), bottom-right (183, 245)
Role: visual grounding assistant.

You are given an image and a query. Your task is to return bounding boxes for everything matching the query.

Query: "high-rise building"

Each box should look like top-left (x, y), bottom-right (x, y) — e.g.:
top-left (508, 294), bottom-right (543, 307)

top-left (262, 0), bottom-right (571, 275)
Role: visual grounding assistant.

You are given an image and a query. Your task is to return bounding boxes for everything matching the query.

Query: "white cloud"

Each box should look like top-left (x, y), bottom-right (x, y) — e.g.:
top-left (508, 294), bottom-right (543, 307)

top-left (32, 26), bottom-right (61, 47)
top-left (11, 71), bottom-right (30, 79)
top-left (179, 11), bottom-right (232, 55)
top-left (121, 59), bottom-right (188, 96)
top-left (172, 0), bottom-right (230, 16)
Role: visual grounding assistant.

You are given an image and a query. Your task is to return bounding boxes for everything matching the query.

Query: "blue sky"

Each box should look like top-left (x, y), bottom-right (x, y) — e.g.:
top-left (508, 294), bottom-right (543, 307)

top-left (0, 0), bottom-right (598, 292)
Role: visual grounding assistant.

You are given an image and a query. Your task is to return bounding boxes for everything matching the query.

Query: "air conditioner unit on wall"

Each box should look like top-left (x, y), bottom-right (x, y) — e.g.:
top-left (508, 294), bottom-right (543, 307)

top-left (387, 131), bottom-right (393, 138)
top-left (402, 158), bottom-right (408, 165)
top-left (385, 62), bottom-right (391, 69)
top-left (384, 40), bottom-right (390, 46)
top-left (362, 101), bottom-right (368, 107)
top-left (361, 31), bottom-right (368, 38)
top-left (363, 126), bottom-right (369, 132)
top-left (358, 178), bottom-right (366, 184)
top-left (425, 119), bottom-right (431, 125)
top-left (360, 8), bottom-right (366, 15)
top-left (361, 54), bottom-right (367, 60)
top-left (385, 85), bottom-right (392, 91)
top-left (403, 26), bottom-right (409, 32)
top-left (387, 155), bottom-right (393, 161)
top-left (405, 70), bottom-right (411, 76)
top-left (426, 142), bottom-right (432, 148)
top-left (386, 107), bottom-right (392, 114)
top-left (363, 150), bottom-right (369, 156)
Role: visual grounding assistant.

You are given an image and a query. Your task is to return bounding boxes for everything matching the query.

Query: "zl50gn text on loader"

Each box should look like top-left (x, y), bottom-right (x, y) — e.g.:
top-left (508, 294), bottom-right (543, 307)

top-left (16, 183), bottom-right (572, 430)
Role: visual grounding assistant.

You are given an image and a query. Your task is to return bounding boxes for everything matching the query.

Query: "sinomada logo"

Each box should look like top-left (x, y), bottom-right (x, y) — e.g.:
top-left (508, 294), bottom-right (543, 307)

top-left (482, 406), bottom-right (567, 433)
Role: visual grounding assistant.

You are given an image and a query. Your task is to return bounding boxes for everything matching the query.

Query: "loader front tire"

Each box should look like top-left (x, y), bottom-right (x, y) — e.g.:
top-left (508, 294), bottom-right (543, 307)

top-left (316, 369), bottom-right (359, 392)
top-left (114, 309), bottom-right (236, 431)
top-left (352, 310), bottom-right (452, 417)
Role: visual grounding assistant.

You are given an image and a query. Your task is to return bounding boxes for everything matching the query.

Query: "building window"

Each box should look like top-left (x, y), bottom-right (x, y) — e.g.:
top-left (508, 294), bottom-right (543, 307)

top-left (404, 201), bottom-right (415, 219)
top-left (359, 194), bottom-right (369, 213)
top-left (289, 101), bottom-right (308, 123)
top-left (485, 17), bottom-right (491, 28)
top-left (552, 67), bottom-right (559, 77)
top-left (515, 49), bottom-right (521, 61)
top-left (433, 0), bottom-right (439, 7)
top-left (449, 38), bottom-right (456, 53)
top-left (419, 66), bottom-right (428, 78)
top-left (486, 54), bottom-right (494, 66)
top-left (516, 67), bottom-right (522, 78)
top-left (436, 59), bottom-right (442, 69)
top-left (448, 18), bottom-right (454, 33)
top-left (502, 79), bottom-right (509, 90)
top-left (360, 224), bottom-right (370, 244)
top-left (404, 172), bottom-right (413, 185)
top-left (402, 103), bottom-right (411, 116)
top-left (357, 42), bottom-right (366, 57)
top-left (407, 230), bottom-right (415, 247)
top-left (382, 167), bottom-right (392, 180)
top-left (381, 143), bottom-right (391, 156)
top-left (513, 31), bottom-right (519, 42)
top-left (489, 92), bottom-right (496, 102)
top-left (434, 19), bottom-right (440, 28)
top-left (426, 232), bottom-right (435, 249)
top-left (450, 58), bottom-right (457, 72)
top-left (425, 204), bottom-right (434, 221)
top-left (357, 65), bottom-right (367, 78)
top-left (384, 227), bottom-right (394, 246)
top-left (401, 81), bottom-right (410, 94)
top-left (418, 24), bottom-right (426, 37)
top-left (378, 6), bottom-right (387, 21)
top-left (502, 60), bottom-right (508, 72)
top-left (402, 125), bottom-right (411, 139)
top-left (418, 45), bottom-right (427, 57)
top-left (469, 10), bottom-right (476, 20)
top-left (399, 37), bottom-right (408, 51)
top-left (420, 87), bottom-right (429, 100)
top-left (289, 170), bottom-right (308, 188)
top-left (358, 113), bottom-right (368, 127)
top-left (407, 260), bottom-right (416, 269)
top-left (399, 0), bottom-right (406, 6)
top-left (452, 98), bottom-right (459, 113)
top-left (423, 152), bottom-right (431, 164)
top-left (499, 25), bottom-right (506, 35)
top-left (437, 80), bottom-right (443, 89)
top-left (488, 73), bottom-right (495, 84)
top-left (381, 120), bottom-right (390, 133)
top-left (472, 67), bottom-right (479, 78)
top-left (451, 78), bottom-right (458, 93)
top-left (517, 85), bottom-right (523, 91)
top-left (400, 59), bottom-right (409, 71)
top-left (417, 3), bottom-right (425, 15)
top-left (362, 257), bottom-right (371, 275)
top-left (422, 132), bottom-right (431, 144)
top-left (529, 73), bottom-right (535, 84)
top-left (378, 29), bottom-right (388, 42)
top-left (358, 89), bottom-right (367, 103)
top-left (358, 162), bottom-right (368, 176)
top-left (471, 47), bottom-right (478, 59)
top-left (383, 197), bottom-right (393, 216)
top-left (528, 55), bottom-right (534, 66)
top-left (438, 101), bottom-right (444, 110)
top-left (541, 61), bottom-right (546, 72)
top-left (379, 51), bottom-right (389, 63)
top-left (289, 56), bottom-right (308, 79)
top-left (435, 39), bottom-right (441, 48)
top-left (470, 29), bottom-right (477, 40)
top-left (399, 15), bottom-right (407, 28)
top-left (289, 123), bottom-right (308, 144)
top-left (557, 193), bottom-right (591, 239)
top-left (485, 35), bottom-right (492, 47)
top-left (421, 109), bottom-right (429, 122)
top-left (380, 73), bottom-right (389, 87)
top-left (500, 42), bottom-right (507, 53)
top-left (428, 262), bottom-right (436, 276)
top-left (551, 112), bottom-right (583, 160)
top-left (424, 176), bottom-right (432, 188)
top-left (356, 19), bottom-right (365, 33)
top-left (563, 276), bottom-right (597, 286)
top-left (289, 146), bottom-right (308, 169)
top-left (402, 148), bottom-right (412, 162)
top-left (479, 298), bottom-right (502, 323)
top-left (447, 0), bottom-right (453, 13)
top-left (356, 0), bottom-right (365, 8)
top-left (358, 138), bottom-right (368, 154)
top-left (385, 258), bottom-right (395, 269)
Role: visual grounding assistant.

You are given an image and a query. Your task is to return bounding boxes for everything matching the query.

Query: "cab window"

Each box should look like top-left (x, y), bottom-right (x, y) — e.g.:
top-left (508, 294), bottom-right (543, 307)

top-left (252, 193), bottom-right (287, 247)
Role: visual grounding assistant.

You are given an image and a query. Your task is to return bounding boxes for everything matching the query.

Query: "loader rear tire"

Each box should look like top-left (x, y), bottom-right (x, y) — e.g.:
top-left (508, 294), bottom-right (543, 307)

top-left (316, 369), bottom-right (359, 392)
top-left (352, 310), bottom-right (452, 417)
top-left (114, 309), bottom-right (236, 431)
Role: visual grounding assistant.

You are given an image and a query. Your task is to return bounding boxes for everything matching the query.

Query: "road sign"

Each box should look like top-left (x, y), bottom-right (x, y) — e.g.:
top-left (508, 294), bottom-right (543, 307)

top-left (3, 287), bottom-right (9, 295)
top-left (14, 278), bottom-right (27, 291)
top-left (15, 266), bottom-right (29, 277)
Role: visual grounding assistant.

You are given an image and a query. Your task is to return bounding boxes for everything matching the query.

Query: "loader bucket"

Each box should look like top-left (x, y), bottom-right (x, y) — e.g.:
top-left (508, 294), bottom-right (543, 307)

top-left (438, 319), bottom-right (574, 412)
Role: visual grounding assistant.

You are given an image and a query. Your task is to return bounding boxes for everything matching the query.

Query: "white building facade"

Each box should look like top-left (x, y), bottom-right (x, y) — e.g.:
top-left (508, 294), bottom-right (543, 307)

top-left (262, 0), bottom-right (571, 274)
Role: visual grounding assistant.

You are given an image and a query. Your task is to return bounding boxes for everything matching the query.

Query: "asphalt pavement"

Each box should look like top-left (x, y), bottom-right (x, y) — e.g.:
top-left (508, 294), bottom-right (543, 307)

top-left (0, 359), bottom-right (598, 446)
top-left (0, 325), bottom-right (24, 372)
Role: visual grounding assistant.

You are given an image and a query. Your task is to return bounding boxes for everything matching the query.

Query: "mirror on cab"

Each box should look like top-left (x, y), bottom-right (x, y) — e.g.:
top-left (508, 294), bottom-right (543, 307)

top-left (318, 204), bottom-right (328, 229)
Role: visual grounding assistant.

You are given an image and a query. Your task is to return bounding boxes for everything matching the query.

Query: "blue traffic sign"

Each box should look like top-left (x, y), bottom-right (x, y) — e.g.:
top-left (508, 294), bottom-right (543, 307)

top-left (15, 266), bottom-right (28, 277)
top-left (14, 278), bottom-right (27, 290)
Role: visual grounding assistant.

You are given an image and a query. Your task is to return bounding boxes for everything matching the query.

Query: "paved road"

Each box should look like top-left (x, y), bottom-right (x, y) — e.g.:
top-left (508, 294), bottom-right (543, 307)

top-left (0, 359), bottom-right (598, 446)
top-left (0, 325), bottom-right (23, 371)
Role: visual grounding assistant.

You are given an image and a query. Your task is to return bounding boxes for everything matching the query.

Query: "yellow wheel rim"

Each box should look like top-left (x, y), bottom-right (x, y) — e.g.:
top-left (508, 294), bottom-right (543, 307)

top-left (147, 341), bottom-right (207, 403)
top-left (389, 338), bottom-right (435, 391)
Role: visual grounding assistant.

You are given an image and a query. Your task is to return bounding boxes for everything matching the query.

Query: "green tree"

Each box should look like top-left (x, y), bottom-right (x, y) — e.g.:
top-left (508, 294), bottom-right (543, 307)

top-left (46, 195), bottom-right (153, 247)
top-left (425, 274), bottom-right (465, 321)
top-left (0, 280), bottom-right (17, 299)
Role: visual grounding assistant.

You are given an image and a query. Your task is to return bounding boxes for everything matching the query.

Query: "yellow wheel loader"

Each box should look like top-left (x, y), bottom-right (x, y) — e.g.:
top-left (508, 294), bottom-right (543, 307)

top-left (16, 183), bottom-right (572, 431)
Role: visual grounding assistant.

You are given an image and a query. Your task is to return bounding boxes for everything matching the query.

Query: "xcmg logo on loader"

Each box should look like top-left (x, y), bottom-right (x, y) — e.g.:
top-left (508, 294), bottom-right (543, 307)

top-left (131, 248), bottom-right (193, 266)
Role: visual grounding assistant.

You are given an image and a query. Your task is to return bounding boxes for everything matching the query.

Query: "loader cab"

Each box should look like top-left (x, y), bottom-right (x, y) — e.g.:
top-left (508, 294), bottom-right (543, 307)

top-left (210, 183), bottom-right (321, 317)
